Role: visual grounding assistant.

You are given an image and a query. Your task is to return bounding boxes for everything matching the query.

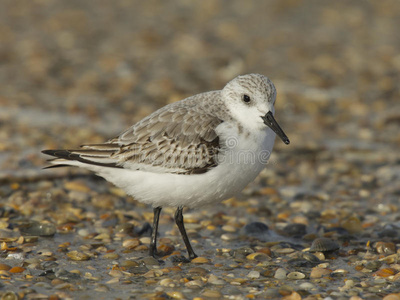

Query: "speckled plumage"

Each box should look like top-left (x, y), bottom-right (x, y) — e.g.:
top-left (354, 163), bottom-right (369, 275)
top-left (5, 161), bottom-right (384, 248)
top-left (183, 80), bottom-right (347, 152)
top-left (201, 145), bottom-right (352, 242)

top-left (42, 73), bottom-right (290, 259)
top-left (43, 73), bottom-right (289, 208)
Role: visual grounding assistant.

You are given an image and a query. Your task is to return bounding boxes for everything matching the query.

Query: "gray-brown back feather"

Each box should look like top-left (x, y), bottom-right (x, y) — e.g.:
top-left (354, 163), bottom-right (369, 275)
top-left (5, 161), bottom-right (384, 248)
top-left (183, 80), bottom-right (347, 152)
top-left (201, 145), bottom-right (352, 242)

top-left (43, 91), bottom-right (226, 174)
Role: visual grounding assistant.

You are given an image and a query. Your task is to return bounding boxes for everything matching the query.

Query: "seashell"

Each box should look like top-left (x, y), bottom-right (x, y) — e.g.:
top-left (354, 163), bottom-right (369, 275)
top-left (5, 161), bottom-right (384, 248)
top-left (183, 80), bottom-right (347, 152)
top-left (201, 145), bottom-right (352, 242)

top-left (309, 237), bottom-right (339, 253)
top-left (287, 271), bottom-right (306, 279)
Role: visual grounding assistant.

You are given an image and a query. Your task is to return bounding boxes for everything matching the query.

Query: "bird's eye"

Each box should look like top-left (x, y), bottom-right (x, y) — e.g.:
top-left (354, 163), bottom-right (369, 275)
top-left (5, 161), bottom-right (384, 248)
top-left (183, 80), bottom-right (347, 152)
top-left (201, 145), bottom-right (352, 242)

top-left (242, 94), bottom-right (251, 103)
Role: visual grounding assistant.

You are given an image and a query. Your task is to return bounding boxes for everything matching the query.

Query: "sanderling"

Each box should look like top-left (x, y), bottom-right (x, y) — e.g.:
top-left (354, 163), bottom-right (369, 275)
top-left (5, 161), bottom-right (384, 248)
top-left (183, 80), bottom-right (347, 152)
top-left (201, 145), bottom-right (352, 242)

top-left (42, 73), bottom-right (290, 260)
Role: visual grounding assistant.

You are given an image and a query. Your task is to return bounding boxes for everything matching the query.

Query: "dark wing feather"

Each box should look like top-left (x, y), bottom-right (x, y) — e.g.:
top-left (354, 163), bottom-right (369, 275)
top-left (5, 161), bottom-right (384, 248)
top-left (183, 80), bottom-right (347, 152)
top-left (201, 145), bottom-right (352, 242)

top-left (109, 103), bottom-right (223, 174)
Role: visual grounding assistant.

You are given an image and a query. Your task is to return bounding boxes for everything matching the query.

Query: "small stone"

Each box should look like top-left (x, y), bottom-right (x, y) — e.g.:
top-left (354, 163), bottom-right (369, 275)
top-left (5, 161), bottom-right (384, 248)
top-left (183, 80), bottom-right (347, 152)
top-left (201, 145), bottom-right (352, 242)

top-left (106, 278), bottom-right (120, 284)
top-left (157, 244), bottom-right (175, 256)
top-left (230, 278), bottom-right (247, 285)
top-left (140, 257), bottom-right (160, 266)
top-left (143, 269), bottom-right (163, 278)
top-left (185, 279), bottom-right (204, 288)
top-left (222, 225), bottom-right (237, 232)
top-left (375, 242), bottom-right (396, 254)
top-left (109, 269), bottom-right (124, 278)
top-left (21, 222), bottom-right (56, 237)
top-left (54, 283), bottom-right (73, 290)
top-left (9, 266), bottom-right (26, 273)
top-left (310, 267), bottom-right (332, 278)
top-left (0, 292), bottom-right (19, 300)
top-left (24, 236), bottom-right (39, 243)
top-left (120, 260), bottom-right (139, 268)
top-left (282, 291), bottom-right (302, 300)
top-left (115, 223), bottom-right (134, 234)
top-left (77, 229), bottom-right (90, 237)
top-left (207, 274), bottom-right (225, 285)
top-left (191, 257), bottom-right (210, 264)
top-left (364, 261), bottom-right (383, 271)
top-left (0, 263), bottom-right (11, 271)
top-left (103, 253), bottom-right (119, 260)
top-left (274, 268), bottom-right (287, 279)
top-left (188, 267), bottom-right (209, 275)
top-left (139, 237), bottom-right (151, 244)
top-left (379, 254), bottom-right (398, 264)
top-left (122, 238), bottom-right (140, 249)
top-left (221, 233), bottom-right (238, 241)
top-left (383, 294), bottom-right (400, 300)
top-left (243, 222), bottom-right (269, 236)
top-left (159, 278), bottom-right (175, 287)
top-left (287, 271), bottom-right (306, 280)
top-left (67, 250), bottom-right (90, 261)
top-left (275, 248), bottom-right (296, 254)
top-left (374, 268), bottom-right (397, 277)
top-left (247, 270), bottom-right (260, 279)
top-left (167, 291), bottom-right (185, 299)
top-left (246, 252), bottom-right (270, 261)
top-left (201, 289), bottom-right (222, 298)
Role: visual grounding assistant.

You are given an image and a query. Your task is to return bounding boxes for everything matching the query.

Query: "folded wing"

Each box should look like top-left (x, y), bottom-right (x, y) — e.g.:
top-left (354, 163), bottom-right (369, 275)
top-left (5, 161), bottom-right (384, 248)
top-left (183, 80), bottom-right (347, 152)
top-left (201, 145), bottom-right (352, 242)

top-left (43, 102), bottom-right (223, 175)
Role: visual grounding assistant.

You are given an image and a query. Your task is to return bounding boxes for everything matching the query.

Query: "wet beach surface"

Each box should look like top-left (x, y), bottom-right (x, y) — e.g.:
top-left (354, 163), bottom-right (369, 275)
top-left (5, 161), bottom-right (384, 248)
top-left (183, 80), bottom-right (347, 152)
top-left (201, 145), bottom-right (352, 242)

top-left (1, 1), bottom-right (400, 299)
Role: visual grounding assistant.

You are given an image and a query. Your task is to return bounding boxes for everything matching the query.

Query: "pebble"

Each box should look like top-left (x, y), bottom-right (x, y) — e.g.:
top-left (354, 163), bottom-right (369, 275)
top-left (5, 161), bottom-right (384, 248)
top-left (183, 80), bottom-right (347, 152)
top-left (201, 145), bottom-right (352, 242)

top-left (9, 266), bottom-right (26, 273)
top-left (287, 271), bottom-right (306, 280)
top-left (122, 238), bottom-right (140, 249)
top-left (242, 222), bottom-right (269, 236)
top-left (222, 225), bottom-right (237, 232)
top-left (0, 263), bottom-right (11, 271)
top-left (221, 233), bottom-right (238, 241)
top-left (66, 251), bottom-right (91, 261)
top-left (201, 289), bottom-right (223, 298)
top-left (139, 237), bottom-right (151, 244)
top-left (20, 222), bottom-right (56, 237)
top-left (246, 252), bottom-right (270, 261)
top-left (375, 242), bottom-right (396, 254)
top-left (274, 268), bottom-right (288, 280)
top-left (140, 257), bottom-right (160, 266)
top-left (247, 270), bottom-right (260, 279)
top-left (299, 282), bottom-right (316, 290)
top-left (208, 274), bottom-right (226, 285)
top-left (120, 260), bottom-right (139, 268)
top-left (166, 291), bottom-right (185, 299)
top-left (185, 279), bottom-right (204, 288)
top-left (109, 269), bottom-right (124, 278)
top-left (1, 292), bottom-right (19, 300)
top-left (191, 257), bottom-right (210, 264)
top-left (103, 253), bottom-right (119, 260)
top-left (159, 278), bottom-right (175, 287)
top-left (188, 267), bottom-right (209, 275)
top-left (310, 267), bottom-right (332, 278)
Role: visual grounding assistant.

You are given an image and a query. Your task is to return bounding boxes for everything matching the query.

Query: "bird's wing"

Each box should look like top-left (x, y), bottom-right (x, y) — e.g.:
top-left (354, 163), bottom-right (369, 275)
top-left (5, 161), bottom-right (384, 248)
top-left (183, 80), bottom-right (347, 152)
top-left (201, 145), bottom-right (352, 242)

top-left (43, 100), bottom-right (223, 175)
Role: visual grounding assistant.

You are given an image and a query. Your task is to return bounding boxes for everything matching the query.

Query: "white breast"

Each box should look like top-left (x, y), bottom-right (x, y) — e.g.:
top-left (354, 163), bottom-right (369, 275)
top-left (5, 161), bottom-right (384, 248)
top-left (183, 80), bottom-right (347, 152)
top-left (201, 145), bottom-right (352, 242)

top-left (95, 122), bottom-right (276, 208)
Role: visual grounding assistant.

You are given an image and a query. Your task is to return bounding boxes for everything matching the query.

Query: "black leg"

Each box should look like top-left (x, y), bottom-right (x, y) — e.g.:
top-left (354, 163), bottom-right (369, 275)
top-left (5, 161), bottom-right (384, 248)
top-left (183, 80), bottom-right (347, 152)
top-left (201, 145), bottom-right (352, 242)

top-left (149, 206), bottom-right (162, 258)
top-left (174, 206), bottom-right (198, 259)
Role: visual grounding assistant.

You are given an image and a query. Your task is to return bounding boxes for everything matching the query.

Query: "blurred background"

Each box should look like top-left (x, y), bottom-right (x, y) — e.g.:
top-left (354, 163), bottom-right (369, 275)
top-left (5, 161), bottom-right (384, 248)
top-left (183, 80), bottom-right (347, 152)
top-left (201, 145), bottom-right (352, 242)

top-left (1, 1), bottom-right (400, 297)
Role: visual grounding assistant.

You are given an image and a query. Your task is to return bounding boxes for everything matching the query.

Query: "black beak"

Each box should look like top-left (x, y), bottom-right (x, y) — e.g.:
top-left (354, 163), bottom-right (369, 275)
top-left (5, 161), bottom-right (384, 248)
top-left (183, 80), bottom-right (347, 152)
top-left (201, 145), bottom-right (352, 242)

top-left (261, 111), bottom-right (290, 145)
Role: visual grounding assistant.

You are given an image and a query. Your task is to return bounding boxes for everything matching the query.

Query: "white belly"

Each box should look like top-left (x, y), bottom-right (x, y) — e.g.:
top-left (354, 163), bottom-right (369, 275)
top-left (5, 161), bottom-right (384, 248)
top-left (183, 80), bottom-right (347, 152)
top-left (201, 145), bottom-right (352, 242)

top-left (96, 124), bottom-right (276, 208)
